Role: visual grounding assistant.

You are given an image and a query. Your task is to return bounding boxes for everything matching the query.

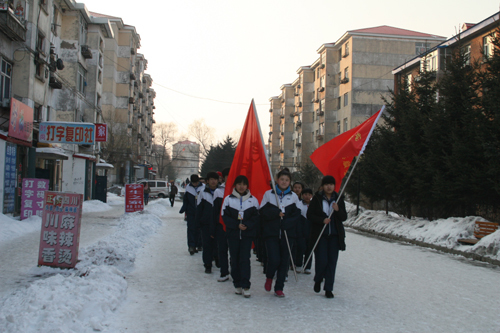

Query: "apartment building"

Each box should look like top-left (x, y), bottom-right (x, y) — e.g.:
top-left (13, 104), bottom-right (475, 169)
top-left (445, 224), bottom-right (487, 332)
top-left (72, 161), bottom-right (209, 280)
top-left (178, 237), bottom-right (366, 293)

top-left (269, 25), bottom-right (446, 173)
top-left (393, 12), bottom-right (499, 92)
top-left (171, 140), bottom-right (200, 185)
top-left (0, 0), bottom-right (155, 215)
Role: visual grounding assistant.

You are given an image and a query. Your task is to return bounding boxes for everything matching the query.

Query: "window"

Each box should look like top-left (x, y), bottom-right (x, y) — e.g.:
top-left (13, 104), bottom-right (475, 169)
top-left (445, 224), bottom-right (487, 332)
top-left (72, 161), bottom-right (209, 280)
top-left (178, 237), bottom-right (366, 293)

top-left (79, 16), bottom-right (88, 45)
top-left (298, 133), bottom-right (302, 144)
top-left (415, 42), bottom-right (431, 55)
top-left (320, 75), bottom-right (326, 88)
top-left (406, 73), bottom-right (412, 92)
top-left (37, 30), bottom-right (45, 55)
top-left (344, 118), bottom-right (348, 132)
top-left (34, 104), bottom-right (43, 123)
top-left (338, 72), bottom-right (341, 85)
top-left (77, 64), bottom-right (87, 94)
top-left (0, 58), bottom-right (12, 102)
top-left (98, 69), bottom-right (102, 84)
top-left (344, 41), bottom-right (349, 57)
top-left (319, 122), bottom-right (325, 135)
top-left (461, 45), bottom-right (471, 65)
top-left (344, 67), bottom-right (349, 79)
top-left (320, 99), bottom-right (325, 112)
top-left (46, 106), bottom-right (50, 121)
top-left (35, 60), bottom-right (44, 81)
top-left (483, 36), bottom-right (493, 60)
top-left (336, 121), bottom-right (341, 135)
top-left (344, 92), bottom-right (349, 106)
top-left (321, 52), bottom-right (326, 65)
top-left (317, 68), bottom-right (320, 79)
top-left (51, 5), bottom-right (59, 35)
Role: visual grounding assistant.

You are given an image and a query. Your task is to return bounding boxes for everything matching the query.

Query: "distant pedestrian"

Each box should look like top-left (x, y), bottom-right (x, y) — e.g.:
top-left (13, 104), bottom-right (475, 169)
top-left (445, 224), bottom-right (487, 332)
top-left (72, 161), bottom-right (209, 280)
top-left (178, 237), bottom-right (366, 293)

top-left (296, 188), bottom-right (313, 274)
top-left (169, 181), bottom-right (178, 207)
top-left (143, 182), bottom-right (151, 205)
top-left (222, 175), bottom-right (259, 298)
top-left (307, 175), bottom-right (347, 299)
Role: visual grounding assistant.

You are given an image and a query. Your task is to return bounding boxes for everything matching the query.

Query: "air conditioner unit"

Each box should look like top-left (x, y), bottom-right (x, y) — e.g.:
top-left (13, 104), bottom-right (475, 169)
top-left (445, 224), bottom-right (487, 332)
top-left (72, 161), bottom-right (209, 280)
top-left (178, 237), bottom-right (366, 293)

top-left (318, 87), bottom-right (325, 92)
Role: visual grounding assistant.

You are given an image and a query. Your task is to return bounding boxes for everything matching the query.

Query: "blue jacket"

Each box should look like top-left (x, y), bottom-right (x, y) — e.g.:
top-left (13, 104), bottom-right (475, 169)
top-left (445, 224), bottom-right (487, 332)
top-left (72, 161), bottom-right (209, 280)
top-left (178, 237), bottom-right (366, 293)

top-left (221, 189), bottom-right (260, 239)
top-left (259, 187), bottom-right (300, 239)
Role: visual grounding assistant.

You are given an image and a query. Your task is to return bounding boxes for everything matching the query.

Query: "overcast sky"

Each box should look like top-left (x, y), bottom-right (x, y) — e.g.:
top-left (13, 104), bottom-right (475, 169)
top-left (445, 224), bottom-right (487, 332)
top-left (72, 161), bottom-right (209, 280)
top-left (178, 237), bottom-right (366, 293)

top-left (81, 0), bottom-right (499, 143)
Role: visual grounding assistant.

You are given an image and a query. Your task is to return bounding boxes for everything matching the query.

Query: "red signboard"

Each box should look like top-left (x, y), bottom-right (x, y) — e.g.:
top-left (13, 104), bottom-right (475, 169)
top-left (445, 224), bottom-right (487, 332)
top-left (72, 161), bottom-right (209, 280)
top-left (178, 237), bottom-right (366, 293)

top-left (8, 98), bottom-right (34, 143)
top-left (125, 184), bottom-right (144, 213)
top-left (38, 192), bottom-right (83, 268)
top-left (95, 123), bottom-right (108, 142)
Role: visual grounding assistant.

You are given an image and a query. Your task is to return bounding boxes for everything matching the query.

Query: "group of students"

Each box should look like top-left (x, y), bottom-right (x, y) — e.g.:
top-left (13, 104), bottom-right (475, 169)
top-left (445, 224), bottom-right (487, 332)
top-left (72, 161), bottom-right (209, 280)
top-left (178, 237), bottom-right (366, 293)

top-left (179, 168), bottom-right (347, 299)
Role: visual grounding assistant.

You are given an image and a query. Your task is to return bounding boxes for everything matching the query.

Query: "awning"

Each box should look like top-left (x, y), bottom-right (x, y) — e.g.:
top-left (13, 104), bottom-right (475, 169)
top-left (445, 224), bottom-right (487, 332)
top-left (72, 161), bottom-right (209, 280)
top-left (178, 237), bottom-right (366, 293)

top-left (36, 148), bottom-right (69, 160)
top-left (73, 153), bottom-right (97, 161)
top-left (96, 162), bottom-right (114, 169)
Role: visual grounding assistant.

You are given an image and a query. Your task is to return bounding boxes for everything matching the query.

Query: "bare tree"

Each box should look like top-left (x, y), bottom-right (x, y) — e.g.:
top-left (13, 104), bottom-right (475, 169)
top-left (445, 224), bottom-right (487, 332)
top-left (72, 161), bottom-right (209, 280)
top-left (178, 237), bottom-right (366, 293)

top-left (188, 119), bottom-right (215, 160)
top-left (152, 122), bottom-right (178, 179)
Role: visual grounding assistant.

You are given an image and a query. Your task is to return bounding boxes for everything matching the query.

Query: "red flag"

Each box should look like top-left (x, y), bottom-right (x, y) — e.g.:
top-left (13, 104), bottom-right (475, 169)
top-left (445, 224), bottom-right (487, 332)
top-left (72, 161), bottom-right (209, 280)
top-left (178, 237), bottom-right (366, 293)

top-left (220, 100), bottom-right (272, 230)
top-left (310, 107), bottom-right (384, 192)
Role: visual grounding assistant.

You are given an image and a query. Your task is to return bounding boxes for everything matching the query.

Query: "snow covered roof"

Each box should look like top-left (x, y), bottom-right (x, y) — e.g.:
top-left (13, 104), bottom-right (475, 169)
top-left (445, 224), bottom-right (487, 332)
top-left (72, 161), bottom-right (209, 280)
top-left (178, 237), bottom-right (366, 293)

top-left (96, 162), bottom-right (114, 169)
top-left (35, 148), bottom-right (69, 160)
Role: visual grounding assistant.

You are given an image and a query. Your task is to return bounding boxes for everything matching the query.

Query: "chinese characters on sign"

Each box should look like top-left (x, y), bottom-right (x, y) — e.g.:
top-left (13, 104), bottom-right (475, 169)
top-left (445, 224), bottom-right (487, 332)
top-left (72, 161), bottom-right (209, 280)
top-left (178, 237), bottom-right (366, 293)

top-left (21, 178), bottom-right (49, 220)
top-left (94, 123), bottom-right (108, 142)
top-left (3, 142), bottom-right (17, 214)
top-left (38, 192), bottom-right (83, 268)
top-left (39, 122), bottom-right (95, 145)
top-left (125, 184), bottom-right (144, 213)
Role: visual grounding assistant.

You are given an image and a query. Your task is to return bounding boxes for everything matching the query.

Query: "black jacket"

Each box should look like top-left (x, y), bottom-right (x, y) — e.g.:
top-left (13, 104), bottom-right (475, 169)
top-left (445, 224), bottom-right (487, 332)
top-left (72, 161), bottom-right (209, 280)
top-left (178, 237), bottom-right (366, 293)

top-left (307, 191), bottom-right (348, 251)
top-left (259, 188), bottom-right (301, 239)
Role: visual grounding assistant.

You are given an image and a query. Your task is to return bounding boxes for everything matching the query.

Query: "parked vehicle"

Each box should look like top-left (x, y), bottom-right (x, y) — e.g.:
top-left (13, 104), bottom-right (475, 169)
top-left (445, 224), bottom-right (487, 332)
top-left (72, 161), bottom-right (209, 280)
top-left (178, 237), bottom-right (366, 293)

top-left (138, 180), bottom-right (169, 198)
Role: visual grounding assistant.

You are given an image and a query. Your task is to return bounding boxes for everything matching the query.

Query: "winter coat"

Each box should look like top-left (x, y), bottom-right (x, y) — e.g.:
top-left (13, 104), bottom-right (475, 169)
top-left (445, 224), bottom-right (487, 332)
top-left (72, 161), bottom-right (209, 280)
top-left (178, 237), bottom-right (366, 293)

top-left (259, 187), bottom-right (301, 239)
top-left (307, 191), bottom-right (348, 251)
top-left (195, 185), bottom-right (221, 235)
top-left (143, 185), bottom-right (151, 194)
top-left (179, 183), bottom-right (205, 218)
top-left (296, 200), bottom-right (311, 240)
top-left (213, 183), bottom-right (226, 228)
top-left (169, 184), bottom-right (178, 198)
top-left (221, 189), bottom-right (260, 239)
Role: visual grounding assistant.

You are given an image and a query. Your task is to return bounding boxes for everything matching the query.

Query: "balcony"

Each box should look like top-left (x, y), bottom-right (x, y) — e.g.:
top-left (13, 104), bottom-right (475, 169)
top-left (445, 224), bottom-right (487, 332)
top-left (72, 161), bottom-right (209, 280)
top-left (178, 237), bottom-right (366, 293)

top-left (296, 121), bottom-right (302, 127)
top-left (49, 74), bottom-right (62, 89)
top-left (80, 45), bottom-right (92, 59)
top-left (340, 78), bottom-right (349, 84)
top-left (296, 142), bottom-right (302, 147)
top-left (0, 8), bottom-right (26, 42)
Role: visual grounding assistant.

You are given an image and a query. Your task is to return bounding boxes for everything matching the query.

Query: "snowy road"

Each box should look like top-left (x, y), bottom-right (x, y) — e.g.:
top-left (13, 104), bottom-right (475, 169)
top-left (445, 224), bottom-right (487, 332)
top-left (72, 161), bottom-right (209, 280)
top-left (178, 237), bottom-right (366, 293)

top-left (0, 204), bottom-right (124, 300)
top-left (105, 206), bottom-right (500, 332)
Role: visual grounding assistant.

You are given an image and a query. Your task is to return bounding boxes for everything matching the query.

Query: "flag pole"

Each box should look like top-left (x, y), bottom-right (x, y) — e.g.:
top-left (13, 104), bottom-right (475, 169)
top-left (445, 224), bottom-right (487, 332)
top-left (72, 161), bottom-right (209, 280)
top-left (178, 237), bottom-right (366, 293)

top-left (253, 100), bottom-right (298, 282)
top-left (301, 148), bottom-right (362, 272)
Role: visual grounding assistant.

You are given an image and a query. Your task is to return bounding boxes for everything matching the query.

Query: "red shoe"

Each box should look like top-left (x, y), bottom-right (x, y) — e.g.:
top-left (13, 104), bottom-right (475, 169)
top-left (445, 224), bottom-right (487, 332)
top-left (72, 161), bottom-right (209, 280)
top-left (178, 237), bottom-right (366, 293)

top-left (264, 278), bottom-right (272, 292)
top-left (274, 290), bottom-right (285, 297)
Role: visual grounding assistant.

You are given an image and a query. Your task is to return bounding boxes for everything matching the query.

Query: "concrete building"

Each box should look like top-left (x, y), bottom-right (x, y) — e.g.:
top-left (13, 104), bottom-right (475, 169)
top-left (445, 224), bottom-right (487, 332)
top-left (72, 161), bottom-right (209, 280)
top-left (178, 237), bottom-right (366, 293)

top-left (171, 140), bottom-right (200, 184)
top-left (269, 25), bottom-right (446, 173)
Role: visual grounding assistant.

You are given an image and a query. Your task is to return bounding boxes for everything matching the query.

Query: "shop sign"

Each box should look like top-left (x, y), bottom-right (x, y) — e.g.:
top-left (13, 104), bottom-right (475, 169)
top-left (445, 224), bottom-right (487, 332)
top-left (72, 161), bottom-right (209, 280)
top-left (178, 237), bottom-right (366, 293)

top-left (39, 122), bottom-right (95, 145)
top-left (8, 98), bottom-right (34, 143)
top-left (20, 178), bottom-right (49, 220)
top-left (3, 142), bottom-right (16, 213)
top-left (38, 192), bottom-right (83, 268)
top-left (95, 123), bottom-right (108, 142)
top-left (125, 184), bottom-right (144, 213)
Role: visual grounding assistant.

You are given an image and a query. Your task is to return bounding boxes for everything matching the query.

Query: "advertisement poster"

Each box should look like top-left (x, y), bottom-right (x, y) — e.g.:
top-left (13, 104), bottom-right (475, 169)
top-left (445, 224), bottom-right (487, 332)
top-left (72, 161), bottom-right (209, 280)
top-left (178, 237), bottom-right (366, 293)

top-left (125, 183), bottom-right (144, 213)
top-left (39, 122), bottom-right (95, 145)
top-left (8, 98), bottom-right (34, 143)
top-left (3, 142), bottom-right (17, 214)
top-left (20, 178), bottom-right (49, 220)
top-left (38, 192), bottom-right (83, 268)
top-left (95, 123), bottom-right (108, 142)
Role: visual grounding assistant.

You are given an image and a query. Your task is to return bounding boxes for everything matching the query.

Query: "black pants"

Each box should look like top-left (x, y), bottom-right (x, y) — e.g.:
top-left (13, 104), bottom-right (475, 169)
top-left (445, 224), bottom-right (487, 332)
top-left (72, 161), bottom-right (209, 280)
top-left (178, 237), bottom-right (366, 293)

top-left (228, 236), bottom-right (253, 289)
top-left (265, 236), bottom-right (294, 292)
top-left (169, 196), bottom-right (175, 207)
top-left (314, 235), bottom-right (340, 292)
top-left (201, 224), bottom-right (216, 268)
top-left (216, 224), bottom-right (229, 276)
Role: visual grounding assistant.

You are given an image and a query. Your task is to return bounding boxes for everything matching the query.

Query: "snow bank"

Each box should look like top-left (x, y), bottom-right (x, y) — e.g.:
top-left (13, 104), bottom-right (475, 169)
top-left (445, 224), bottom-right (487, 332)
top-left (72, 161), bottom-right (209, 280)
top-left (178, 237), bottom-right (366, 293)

top-left (0, 209), bottom-right (165, 332)
top-left (344, 203), bottom-right (499, 261)
top-left (106, 193), bottom-right (124, 206)
top-left (0, 214), bottom-right (41, 244)
top-left (82, 200), bottom-right (113, 214)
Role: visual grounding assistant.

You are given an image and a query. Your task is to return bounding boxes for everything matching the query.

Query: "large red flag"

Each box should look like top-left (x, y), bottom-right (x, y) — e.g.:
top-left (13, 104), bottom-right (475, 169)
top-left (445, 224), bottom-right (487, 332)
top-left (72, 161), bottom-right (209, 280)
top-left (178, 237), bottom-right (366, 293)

top-left (310, 107), bottom-right (384, 192)
top-left (220, 100), bottom-right (272, 230)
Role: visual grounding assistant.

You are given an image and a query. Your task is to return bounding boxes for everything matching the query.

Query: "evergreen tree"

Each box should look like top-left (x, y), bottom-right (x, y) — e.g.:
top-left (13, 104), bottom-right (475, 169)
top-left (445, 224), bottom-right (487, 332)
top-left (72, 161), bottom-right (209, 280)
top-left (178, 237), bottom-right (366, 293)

top-left (199, 136), bottom-right (236, 177)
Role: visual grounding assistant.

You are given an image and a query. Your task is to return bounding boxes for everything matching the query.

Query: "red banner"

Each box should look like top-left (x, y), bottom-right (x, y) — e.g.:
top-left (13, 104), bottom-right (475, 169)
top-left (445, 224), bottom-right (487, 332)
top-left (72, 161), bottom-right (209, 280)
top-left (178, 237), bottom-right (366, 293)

top-left (95, 123), bottom-right (108, 142)
top-left (125, 184), bottom-right (144, 213)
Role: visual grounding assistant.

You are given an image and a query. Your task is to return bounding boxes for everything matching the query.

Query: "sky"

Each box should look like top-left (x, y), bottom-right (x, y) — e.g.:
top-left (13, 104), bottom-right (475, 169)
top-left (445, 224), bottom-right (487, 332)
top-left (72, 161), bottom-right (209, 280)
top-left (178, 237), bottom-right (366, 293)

top-left (81, 0), bottom-right (500, 144)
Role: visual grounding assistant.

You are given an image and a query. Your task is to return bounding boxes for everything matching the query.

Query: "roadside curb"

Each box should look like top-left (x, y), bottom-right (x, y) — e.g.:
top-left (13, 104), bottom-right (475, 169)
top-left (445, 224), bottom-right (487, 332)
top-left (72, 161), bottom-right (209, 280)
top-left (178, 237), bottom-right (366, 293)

top-left (346, 225), bottom-right (500, 267)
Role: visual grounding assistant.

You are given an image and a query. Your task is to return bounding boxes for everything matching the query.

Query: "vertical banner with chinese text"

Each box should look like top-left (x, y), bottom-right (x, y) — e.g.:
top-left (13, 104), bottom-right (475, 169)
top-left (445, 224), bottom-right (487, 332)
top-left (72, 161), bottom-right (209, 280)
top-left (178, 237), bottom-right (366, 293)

top-left (125, 184), bottom-right (144, 213)
top-left (38, 192), bottom-right (83, 268)
top-left (21, 178), bottom-right (49, 220)
top-left (3, 142), bottom-right (17, 214)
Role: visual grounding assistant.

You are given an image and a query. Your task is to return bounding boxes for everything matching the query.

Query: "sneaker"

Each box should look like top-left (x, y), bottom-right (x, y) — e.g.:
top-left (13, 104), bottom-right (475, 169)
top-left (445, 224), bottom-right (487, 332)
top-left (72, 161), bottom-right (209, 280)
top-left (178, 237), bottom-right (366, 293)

top-left (296, 266), bottom-right (303, 273)
top-left (304, 269), bottom-right (311, 275)
top-left (235, 287), bottom-right (243, 295)
top-left (314, 280), bottom-right (322, 293)
top-left (274, 290), bottom-right (285, 297)
top-left (205, 266), bottom-right (212, 274)
top-left (325, 291), bottom-right (334, 299)
top-left (242, 288), bottom-right (251, 298)
top-left (264, 278), bottom-right (272, 292)
top-left (189, 247), bottom-right (195, 255)
top-left (217, 275), bottom-right (229, 282)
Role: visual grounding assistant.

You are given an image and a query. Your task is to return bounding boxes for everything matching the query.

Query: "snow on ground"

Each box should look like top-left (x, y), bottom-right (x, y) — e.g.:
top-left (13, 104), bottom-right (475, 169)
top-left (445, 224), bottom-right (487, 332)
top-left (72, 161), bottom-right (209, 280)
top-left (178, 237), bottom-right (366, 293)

top-left (344, 203), bottom-right (500, 261)
top-left (106, 193), bottom-right (124, 206)
top-left (82, 200), bottom-right (113, 214)
top-left (0, 214), bottom-right (41, 244)
top-left (0, 201), bottom-right (169, 333)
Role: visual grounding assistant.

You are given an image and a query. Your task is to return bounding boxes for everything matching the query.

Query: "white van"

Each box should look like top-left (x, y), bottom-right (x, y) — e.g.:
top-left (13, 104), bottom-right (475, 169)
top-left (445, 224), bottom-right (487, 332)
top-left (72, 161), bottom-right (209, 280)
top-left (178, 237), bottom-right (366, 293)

top-left (138, 180), bottom-right (169, 198)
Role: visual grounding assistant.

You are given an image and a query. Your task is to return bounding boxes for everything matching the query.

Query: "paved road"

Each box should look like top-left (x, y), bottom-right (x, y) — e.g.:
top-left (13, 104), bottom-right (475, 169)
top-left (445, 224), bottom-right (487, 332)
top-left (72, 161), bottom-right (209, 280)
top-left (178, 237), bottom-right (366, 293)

top-left (105, 206), bottom-right (500, 332)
